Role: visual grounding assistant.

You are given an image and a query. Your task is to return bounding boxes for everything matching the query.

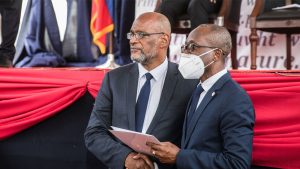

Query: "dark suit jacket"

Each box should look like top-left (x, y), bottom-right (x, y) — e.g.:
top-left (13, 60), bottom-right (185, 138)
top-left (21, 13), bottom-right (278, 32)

top-left (176, 73), bottom-right (255, 169)
top-left (84, 62), bottom-right (198, 169)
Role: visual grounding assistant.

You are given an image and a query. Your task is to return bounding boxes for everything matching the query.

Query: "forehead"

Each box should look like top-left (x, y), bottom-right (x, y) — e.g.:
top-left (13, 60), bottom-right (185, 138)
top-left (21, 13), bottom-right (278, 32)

top-left (131, 19), bottom-right (157, 32)
top-left (186, 29), bottom-right (208, 45)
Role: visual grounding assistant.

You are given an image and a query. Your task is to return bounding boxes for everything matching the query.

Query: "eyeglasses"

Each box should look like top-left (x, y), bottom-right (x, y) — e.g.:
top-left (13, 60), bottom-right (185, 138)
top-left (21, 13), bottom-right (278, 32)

top-left (127, 32), bottom-right (165, 40)
top-left (181, 43), bottom-right (219, 53)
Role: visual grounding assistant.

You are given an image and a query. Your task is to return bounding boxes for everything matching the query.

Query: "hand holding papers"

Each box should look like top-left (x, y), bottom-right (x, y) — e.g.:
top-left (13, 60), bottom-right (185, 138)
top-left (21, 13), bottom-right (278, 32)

top-left (109, 126), bottom-right (160, 156)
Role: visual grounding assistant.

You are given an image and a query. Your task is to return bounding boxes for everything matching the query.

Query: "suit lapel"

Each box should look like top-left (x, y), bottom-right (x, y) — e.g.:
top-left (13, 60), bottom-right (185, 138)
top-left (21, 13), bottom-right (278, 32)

top-left (184, 89), bottom-right (215, 147)
top-left (146, 62), bottom-right (178, 134)
top-left (181, 93), bottom-right (194, 146)
top-left (183, 73), bottom-right (231, 147)
top-left (126, 64), bottom-right (139, 131)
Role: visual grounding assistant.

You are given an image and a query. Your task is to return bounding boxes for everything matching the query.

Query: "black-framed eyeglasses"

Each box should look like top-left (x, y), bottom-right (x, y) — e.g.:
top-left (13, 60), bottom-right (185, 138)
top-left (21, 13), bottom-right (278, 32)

top-left (181, 42), bottom-right (219, 53)
top-left (127, 32), bottom-right (165, 40)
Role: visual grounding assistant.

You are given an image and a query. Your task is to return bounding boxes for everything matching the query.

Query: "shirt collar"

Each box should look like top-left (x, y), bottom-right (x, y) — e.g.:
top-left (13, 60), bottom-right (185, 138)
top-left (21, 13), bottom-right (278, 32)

top-left (138, 57), bottom-right (168, 81)
top-left (200, 69), bottom-right (227, 92)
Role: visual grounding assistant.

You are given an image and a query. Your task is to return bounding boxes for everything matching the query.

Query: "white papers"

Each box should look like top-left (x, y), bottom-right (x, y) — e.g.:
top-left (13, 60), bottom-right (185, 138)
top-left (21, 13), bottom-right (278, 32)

top-left (109, 126), bottom-right (160, 155)
top-left (272, 4), bottom-right (300, 10)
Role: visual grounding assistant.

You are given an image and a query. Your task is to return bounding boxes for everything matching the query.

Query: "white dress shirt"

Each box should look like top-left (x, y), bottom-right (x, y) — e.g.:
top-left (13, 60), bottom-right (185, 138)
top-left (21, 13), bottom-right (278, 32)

top-left (196, 69), bottom-right (228, 108)
top-left (137, 58), bottom-right (168, 134)
top-left (51, 0), bottom-right (67, 41)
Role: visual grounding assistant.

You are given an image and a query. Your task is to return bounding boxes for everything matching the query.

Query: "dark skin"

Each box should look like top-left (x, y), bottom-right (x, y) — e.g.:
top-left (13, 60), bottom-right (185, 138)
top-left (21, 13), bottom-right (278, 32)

top-left (146, 26), bottom-right (225, 164)
top-left (125, 12), bottom-right (171, 169)
top-left (188, 27), bottom-right (225, 82)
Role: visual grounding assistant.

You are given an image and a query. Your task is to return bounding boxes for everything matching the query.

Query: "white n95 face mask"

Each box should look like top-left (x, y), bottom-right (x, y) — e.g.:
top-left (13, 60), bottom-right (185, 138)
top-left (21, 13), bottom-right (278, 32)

top-left (178, 48), bottom-right (217, 79)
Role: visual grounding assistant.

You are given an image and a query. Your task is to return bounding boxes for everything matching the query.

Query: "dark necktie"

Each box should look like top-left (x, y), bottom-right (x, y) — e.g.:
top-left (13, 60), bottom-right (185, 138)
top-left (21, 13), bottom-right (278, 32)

top-left (187, 85), bottom-right (204, 125)
top-left (135, 73), bottom-right (153, 132)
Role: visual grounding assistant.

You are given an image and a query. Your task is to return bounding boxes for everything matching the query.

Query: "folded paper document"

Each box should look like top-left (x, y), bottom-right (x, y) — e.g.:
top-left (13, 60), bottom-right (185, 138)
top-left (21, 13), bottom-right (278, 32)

top-left (109, 126), bottom-right (160, 155)
top-left (272, 4), bottom-right (300, 10)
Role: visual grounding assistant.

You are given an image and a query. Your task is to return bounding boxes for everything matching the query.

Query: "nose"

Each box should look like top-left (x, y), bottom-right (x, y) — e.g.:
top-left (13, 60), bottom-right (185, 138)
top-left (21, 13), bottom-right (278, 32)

top-left (129, 36), bottom-right (139, 45)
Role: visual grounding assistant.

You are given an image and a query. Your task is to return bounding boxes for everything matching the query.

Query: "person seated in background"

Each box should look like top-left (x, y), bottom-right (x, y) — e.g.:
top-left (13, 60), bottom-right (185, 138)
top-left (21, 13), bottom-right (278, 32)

top-left (147, 24), bottom-right (255, 169)
top-left (158, 0), bottom-right (222, 31)
top-left (0, 0), bottom-right (22, 67)
top-left (84, 12), bottom-right (198, 169)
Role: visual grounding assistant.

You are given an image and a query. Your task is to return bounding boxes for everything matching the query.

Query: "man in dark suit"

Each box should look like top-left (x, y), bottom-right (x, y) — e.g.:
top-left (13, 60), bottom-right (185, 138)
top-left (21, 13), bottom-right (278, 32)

top-left (158, 0), bottom-right (222, 31)
top-left (147, 24), bottom-right (255, 169)
top-left (84, 12), bottom-right (198, 169)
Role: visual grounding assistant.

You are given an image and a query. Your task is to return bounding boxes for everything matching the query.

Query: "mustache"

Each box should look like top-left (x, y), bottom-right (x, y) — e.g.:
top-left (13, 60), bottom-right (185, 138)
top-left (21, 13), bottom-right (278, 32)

top-left (130, 47), bottom-right (143, 50)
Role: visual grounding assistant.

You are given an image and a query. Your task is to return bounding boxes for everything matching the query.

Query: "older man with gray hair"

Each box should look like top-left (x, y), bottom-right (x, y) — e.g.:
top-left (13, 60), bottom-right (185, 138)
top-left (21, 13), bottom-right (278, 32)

top-left (85, 12), bottom-right (198, 169)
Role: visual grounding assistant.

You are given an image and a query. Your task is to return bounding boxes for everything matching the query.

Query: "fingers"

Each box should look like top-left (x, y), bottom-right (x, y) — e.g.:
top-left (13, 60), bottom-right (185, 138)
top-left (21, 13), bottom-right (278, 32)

top-left (148, 142), bottom-right (180, 165)
top-left (147, 141), bottom-right (165, 148)
top-left (147, 142), bottom-right (164, 152)
top-left (146, 141), bottom-right (160, 147)
top-left (134, 154), bottom-right (153, 167)
top-left (152, 149), bottom-right (164, 159)
top-left (132, 153), bottom-right (154, 169)
top-left (144, 166), bottom-right (150, 169)
top-left (137, 158), bottom-right (153, 169)
top-left (144, 162), bottom-right (152, 169)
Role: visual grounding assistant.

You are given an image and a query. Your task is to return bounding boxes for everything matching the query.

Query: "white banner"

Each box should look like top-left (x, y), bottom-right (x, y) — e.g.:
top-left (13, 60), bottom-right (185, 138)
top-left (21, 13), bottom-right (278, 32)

top-left (135, 0), bottom-right (300, 69)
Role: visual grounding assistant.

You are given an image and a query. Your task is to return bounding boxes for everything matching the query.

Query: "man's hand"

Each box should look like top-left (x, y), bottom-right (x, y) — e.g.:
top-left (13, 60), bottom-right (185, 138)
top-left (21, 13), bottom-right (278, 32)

top-left (146, 141), bottom-right (180, 164)
top-left (125, 152), bottom-right (154, 169)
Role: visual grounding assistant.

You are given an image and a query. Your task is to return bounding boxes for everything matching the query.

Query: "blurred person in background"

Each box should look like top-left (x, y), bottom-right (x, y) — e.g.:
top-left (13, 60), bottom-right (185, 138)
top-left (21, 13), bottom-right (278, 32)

top-left (0, 0), bottom-right (22, 67)
top-left (158, 0), bottom-right (222, 31)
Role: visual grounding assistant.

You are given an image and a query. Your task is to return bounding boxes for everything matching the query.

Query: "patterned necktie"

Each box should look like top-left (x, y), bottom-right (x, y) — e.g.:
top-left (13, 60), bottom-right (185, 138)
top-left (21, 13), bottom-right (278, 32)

top-left (187, 85), bottom-right (204, 125)
top-left (135, 73), bottom-right (153, 132)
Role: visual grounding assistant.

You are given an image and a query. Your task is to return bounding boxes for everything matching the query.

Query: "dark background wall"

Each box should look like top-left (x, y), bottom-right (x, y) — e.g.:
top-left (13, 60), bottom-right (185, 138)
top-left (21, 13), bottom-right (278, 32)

top-left (0, 93), bottom-right (105, 169)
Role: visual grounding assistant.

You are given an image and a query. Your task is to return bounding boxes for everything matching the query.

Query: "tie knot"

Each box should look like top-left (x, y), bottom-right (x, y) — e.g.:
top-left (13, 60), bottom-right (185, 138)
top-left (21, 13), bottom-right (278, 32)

top-left (195, 85), bottom-right (204, 95)
top-left (145, 73), bottom-right (153, 81)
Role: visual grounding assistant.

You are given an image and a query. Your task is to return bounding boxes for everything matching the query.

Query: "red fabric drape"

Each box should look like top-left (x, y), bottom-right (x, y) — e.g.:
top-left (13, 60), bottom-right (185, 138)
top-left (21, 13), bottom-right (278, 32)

top-left (1, 68), bottom-right (300, 169)
top-left (0, 68), bottom-right (107, 140)
top-left (231, 70), bottom-right (300, 169)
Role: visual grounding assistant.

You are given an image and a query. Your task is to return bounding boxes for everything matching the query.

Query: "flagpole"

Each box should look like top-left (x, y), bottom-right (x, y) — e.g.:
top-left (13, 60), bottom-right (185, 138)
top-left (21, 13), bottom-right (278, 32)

top-left (96, 32), bottom-right (120, 69)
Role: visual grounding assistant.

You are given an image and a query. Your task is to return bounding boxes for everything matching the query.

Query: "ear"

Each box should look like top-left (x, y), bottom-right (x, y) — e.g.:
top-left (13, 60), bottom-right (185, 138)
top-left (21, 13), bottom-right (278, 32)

top-left (214, 49), bottom-right (223, 61)
top-left (160, 34), bottom-right (169, 48)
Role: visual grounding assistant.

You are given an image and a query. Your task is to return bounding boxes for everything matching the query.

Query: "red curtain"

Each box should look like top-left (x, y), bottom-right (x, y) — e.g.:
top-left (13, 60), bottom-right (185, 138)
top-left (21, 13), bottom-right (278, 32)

top-left (1, 68), bottom-right (300, 169)
top-left (0, 68), bottom-right (107, 140)
top-left (231, 70), bottom-right (300, 169)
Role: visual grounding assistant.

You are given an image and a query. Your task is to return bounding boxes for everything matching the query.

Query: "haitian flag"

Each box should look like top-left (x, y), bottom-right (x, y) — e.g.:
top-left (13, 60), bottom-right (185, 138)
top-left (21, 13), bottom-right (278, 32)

top-left (90, 0), bottom-right (114, 54)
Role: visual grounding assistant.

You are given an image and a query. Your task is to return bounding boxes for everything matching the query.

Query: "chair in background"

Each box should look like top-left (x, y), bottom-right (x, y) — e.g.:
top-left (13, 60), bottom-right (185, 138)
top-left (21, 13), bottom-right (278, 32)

top-left (155, 0), bottom-right (242, 69)
top-left (249, 0), bottom-right (300, 70)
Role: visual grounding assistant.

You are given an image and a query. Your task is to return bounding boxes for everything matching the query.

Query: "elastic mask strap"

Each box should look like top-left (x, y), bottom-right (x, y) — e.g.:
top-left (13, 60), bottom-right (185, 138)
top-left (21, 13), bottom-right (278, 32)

top-left (202, 48), bottom-right (217, 69)
top-left (198, 48), bottom-right (218, 58)
top-left (204, 60), bottom-right (215, 69)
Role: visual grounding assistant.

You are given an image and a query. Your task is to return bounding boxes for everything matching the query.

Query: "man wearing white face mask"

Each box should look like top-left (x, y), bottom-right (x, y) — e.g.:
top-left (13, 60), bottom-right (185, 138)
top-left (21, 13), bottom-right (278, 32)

top-left (147, 24), bottom-right (255, 169)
